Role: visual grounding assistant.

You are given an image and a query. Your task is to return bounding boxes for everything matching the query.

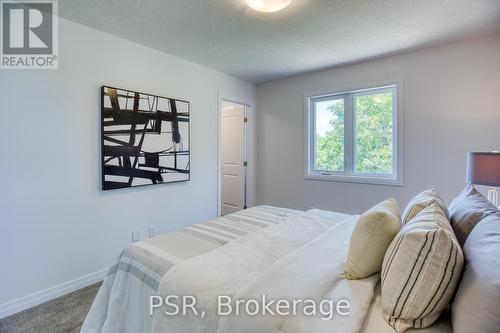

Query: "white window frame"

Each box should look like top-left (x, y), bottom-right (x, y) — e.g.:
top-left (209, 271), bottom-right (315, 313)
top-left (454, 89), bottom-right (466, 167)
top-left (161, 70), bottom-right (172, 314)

top-left (304, 82), bottom-right (404, 186)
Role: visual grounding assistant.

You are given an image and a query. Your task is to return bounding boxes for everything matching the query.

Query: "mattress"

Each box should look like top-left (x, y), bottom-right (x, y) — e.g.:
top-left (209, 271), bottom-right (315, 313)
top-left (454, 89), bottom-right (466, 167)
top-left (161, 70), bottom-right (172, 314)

top-left (82, 206), bottom-right (303, 333)
top-left (82, 206), bottom-right (453, 333)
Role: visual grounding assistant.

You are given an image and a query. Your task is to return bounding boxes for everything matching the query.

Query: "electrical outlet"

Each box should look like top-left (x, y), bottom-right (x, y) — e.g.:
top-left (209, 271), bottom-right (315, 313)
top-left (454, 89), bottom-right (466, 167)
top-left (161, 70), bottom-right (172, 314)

top-left (149, 225), bottom-right (157, 238)
top-left (132, 229), bottom-right (141, 243)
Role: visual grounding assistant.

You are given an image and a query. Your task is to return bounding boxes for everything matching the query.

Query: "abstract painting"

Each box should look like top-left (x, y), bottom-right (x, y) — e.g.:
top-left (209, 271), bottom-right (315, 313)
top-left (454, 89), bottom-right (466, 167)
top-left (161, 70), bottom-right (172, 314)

top-left (101, 86), bottom-right (190, 190)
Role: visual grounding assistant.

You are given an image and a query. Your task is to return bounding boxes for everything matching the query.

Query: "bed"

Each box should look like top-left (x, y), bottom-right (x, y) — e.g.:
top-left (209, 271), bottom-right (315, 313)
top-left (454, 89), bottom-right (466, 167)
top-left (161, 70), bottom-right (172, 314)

top-left (81, 206), bottom-right (452, 333)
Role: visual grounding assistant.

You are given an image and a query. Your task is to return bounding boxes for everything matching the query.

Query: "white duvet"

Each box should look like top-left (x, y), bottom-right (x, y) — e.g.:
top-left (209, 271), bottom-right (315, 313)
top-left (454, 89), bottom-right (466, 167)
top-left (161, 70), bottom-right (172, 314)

top-left (152, 209), bottom-right (379, 333)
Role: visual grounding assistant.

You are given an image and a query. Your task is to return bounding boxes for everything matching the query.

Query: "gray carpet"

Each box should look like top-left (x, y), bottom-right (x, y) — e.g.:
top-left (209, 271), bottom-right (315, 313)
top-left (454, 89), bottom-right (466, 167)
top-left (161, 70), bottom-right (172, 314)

top-left (0, 283), bottom-right (101, 333)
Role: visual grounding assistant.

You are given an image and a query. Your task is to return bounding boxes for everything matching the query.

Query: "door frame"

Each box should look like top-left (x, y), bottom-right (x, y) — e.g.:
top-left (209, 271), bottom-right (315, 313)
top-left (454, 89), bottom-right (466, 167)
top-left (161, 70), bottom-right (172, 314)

top-left (217, 93), bottom-right (254, 217)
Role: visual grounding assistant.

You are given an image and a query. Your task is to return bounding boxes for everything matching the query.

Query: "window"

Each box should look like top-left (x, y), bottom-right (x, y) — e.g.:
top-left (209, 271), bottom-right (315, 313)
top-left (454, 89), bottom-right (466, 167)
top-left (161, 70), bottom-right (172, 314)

top-left (305, 84), bottom-right (402, 185)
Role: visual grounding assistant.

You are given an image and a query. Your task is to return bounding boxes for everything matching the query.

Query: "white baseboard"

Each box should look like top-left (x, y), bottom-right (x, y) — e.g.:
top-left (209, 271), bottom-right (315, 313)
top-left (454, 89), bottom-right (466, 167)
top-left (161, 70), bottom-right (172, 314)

top-left (0, 268), bottom-right (107, 319)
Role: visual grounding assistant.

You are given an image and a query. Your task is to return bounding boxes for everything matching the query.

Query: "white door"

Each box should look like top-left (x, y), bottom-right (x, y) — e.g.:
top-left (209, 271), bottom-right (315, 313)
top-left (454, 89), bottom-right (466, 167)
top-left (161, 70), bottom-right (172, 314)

top-left (220, 101), bottom-right (247, 216)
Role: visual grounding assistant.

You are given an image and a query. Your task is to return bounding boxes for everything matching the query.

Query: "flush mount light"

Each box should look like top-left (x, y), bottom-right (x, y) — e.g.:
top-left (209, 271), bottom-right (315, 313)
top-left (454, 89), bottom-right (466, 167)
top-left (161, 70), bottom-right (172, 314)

top-left (245, 0), bottom-right (293, 13)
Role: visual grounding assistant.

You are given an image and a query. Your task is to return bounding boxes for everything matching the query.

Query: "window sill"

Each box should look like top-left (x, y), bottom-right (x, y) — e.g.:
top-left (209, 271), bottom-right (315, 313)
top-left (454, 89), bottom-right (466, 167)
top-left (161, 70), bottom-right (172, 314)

top-left (305, 173), bottom-right (403, 186)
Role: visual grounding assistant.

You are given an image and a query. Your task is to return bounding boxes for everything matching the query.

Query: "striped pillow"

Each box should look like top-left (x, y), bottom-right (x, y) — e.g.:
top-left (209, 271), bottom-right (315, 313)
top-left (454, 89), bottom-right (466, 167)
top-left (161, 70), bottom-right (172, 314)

top-left (381, 203), bottom-right (464, 332)
top-left (401, 189), bottom-right (449, 225)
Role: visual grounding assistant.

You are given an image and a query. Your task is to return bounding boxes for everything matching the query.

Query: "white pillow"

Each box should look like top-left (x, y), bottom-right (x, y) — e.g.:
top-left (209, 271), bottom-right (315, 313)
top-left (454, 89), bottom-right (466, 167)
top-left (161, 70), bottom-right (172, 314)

top-left (381, 203), bottom-right (463, 332)
top-left (345, 199), bottom-right (401, 280)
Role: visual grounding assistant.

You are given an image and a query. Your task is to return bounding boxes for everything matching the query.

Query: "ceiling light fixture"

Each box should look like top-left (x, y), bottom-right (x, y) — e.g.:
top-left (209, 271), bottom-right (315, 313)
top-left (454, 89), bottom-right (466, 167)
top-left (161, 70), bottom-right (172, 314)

top-left (245, 0), bottom-right (293, 13)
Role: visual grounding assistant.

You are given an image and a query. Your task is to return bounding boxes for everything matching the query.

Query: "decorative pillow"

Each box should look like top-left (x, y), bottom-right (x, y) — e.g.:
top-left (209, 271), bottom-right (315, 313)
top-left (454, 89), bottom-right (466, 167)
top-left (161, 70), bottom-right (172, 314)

top-left (381, 203), bottom-right (464, 333)
top-left (448, 184), bottom-right (499, 246)
top-left (452, 213), bottom-right (500, 333)
top-left (401, 189), bottom-right (448, 225)
top-left (345, 199), bottom-right (401, 280)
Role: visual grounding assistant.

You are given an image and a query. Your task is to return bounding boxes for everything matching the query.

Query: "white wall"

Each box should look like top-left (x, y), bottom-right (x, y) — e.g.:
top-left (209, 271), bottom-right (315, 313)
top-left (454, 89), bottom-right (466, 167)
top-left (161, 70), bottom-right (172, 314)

top-left (0, 18), bottom-right (256, 309)
top-left (257, 34), bottom-right (500, 214)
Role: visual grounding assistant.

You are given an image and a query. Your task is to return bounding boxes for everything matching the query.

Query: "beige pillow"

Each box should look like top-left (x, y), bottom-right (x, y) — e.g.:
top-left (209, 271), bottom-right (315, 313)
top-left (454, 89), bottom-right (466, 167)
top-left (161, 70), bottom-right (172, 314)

top-left (381, 203), bottom-right (464, 333)
top-left (345, 199), bottom-right (401, 280)
top-left (401, 189), bottom-right (449, 224)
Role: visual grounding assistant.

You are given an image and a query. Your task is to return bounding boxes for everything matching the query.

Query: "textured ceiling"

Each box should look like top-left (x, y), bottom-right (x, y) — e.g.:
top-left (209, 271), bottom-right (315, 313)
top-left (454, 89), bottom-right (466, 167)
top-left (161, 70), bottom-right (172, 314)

top-left (59, 0), bottom-right (500, 83)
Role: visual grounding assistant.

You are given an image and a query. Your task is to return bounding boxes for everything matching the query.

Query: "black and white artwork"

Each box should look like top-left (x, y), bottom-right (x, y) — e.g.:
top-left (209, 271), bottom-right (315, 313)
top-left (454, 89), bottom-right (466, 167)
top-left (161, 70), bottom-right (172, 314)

top-left (101, 86), bottom-right (190, 190)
